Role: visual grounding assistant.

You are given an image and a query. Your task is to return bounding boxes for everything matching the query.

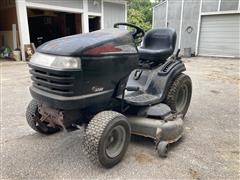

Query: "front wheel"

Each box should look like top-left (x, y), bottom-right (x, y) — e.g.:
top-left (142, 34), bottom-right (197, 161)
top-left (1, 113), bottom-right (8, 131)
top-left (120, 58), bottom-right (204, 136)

top-left (83, 111), bottom-right (131, 168)
top-left (165, 74), bottom-right (192, 117)
top-left (26, 100), bottom-right (60, 135)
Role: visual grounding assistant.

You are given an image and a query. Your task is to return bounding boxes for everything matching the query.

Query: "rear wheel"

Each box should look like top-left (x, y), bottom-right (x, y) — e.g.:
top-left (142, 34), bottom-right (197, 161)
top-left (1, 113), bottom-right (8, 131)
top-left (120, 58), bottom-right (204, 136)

top-left (83, 111), bottom-right (130, 168)
top-left (165, 74), bottom-right (192, 117)
top-left (26, 99), bottom-right (60, 134)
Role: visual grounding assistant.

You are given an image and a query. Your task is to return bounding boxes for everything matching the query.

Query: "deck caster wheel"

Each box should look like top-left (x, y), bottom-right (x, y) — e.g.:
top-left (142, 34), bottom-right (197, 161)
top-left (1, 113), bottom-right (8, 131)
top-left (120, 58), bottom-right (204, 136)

top-left (157, 141), bottom-right (169, 158)
top-left (83, 111), bottom-right (131, 168)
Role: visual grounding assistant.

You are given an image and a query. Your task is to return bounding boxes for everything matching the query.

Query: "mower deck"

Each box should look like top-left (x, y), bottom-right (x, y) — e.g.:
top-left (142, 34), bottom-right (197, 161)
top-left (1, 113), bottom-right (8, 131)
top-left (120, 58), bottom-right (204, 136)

top-left (128, 115), bottom-right (183, 144)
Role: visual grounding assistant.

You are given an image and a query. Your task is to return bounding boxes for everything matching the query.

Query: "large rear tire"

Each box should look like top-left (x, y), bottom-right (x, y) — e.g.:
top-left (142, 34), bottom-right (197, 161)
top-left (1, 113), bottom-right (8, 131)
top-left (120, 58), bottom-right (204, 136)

top-left (83, 111), bottom-right (130, 168)
top-left (165, 73), bottom-right (192, 117)
top-left (26, 99), bottom-right (60, 135)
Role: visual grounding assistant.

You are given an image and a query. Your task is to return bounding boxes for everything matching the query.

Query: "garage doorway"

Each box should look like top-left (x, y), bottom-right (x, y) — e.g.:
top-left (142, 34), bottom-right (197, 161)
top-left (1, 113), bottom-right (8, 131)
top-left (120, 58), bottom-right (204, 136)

top-left (198, 14), bottom-right (240, 58)
top-left (89, 16), bottom-right (101, 32)
top-left (27, 8), bottom-right (82, 47)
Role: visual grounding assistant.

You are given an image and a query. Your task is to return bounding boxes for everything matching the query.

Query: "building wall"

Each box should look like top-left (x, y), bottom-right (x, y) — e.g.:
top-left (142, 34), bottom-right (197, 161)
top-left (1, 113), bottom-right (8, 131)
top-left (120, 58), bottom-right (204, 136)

top-left (167, 0), bottom-right (181, 51)
top-left (26, 0), bottom-right (83, 9)
top-left (153, 3), bottom-right (166, 27)
top-left (202, 0), bottom-right (239, 12)
top-left (103, 2), bottom-right (126, 29)
top-left (181, 0), bottom-right (200, 54)
top-left (88, 0), bottom-right (101, 13)
top-left (153, 0), bottom-right (200, 54)
top-left (153, 0), bottom-right (240, 56)
top-left (202, 0), bottom-right (218, 12)
top-left (220, 0), bottom-right (239, 11)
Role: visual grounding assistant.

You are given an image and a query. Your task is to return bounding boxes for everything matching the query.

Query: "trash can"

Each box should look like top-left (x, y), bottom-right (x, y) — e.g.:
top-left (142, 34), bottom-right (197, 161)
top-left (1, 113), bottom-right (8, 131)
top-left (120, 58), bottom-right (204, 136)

top-left (184, 48), bottom-right (191, 58)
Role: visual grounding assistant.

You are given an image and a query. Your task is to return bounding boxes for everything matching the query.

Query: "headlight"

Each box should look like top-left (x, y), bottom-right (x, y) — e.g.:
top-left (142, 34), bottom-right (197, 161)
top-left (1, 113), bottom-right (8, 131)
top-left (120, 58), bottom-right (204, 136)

top-left (30, 52), bottom-right (81, 70)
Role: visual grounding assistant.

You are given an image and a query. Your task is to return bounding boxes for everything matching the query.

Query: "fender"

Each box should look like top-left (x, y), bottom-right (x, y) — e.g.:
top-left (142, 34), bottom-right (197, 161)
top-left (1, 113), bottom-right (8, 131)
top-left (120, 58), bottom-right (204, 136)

top-left (125, 59), bottom-right (186, 103)
top-left (157, 60), bottom-right (186, 101)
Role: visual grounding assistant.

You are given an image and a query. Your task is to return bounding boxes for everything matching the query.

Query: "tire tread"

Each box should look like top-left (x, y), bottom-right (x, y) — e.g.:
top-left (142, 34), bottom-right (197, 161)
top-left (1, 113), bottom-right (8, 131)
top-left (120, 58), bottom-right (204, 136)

top-left (83, 111), bottom-right (127, 166)
top-left (165, 73), bottom-right (192, 116)
top-left (26, 100), bottom-right (40, 132)
top-left (26, 99), bottom-right (59, 134)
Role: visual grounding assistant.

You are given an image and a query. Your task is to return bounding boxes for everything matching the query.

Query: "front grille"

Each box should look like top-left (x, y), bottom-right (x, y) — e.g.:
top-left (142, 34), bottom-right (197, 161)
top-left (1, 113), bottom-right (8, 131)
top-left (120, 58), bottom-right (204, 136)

top-left (30, 68), bottom-right (75, 96)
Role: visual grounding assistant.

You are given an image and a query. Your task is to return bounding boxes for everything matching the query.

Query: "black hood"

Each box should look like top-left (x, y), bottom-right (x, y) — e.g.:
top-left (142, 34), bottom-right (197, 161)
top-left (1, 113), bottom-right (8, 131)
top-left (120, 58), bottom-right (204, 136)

top-left (37, 28), bottom-right (135, 57)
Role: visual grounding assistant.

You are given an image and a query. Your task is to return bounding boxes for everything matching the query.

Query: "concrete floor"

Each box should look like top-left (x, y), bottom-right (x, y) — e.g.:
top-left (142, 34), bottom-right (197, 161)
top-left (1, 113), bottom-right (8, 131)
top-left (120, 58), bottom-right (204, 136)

top-left (1, 57), bottom-right (239, 179)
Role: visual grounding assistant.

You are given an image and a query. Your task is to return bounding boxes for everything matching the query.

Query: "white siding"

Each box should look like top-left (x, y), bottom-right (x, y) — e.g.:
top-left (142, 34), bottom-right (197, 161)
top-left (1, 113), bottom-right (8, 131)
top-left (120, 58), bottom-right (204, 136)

top-left (202, 0), bottom-right (218, 12)
top-left (88, 0), bottom-right (101, 13)
top-left (167, 0), bottom-right (182, 52)
top-left (181, 0), bottom-right (200, 54)
top-left (26, 0), bottom-right (83, 9)
top-left (220, 0), bottom-right (239, 11)
top-left (153, 3), bottom-right (166, 28)
top-left (103, 2), bottom-right (125, 29)
top-left (199, 14), bottom-right (240, 57)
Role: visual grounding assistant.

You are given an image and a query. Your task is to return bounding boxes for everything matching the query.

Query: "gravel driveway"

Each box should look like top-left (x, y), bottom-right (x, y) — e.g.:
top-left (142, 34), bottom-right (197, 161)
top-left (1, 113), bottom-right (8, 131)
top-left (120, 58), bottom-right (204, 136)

top-left (1, 57), bottom-right (239, 179)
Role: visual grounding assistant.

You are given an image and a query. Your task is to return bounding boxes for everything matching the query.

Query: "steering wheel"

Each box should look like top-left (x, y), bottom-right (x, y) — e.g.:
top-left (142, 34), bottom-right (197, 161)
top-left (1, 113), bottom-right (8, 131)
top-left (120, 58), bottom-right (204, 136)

top-left (114, 23), bottom-right (145, 42)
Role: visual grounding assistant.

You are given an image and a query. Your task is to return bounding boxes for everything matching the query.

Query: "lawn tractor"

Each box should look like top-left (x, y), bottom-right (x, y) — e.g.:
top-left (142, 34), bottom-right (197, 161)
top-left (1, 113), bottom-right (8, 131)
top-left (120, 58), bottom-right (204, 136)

top-left (26, 23), bottom-right (192, 168)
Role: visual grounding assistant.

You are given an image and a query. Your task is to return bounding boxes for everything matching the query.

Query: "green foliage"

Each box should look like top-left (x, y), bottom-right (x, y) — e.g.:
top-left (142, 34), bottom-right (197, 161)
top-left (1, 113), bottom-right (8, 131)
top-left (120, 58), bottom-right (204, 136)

top-left (128, 9), bottom-right (152, 31)
top-left (127, 0), bottom-right (154, 32)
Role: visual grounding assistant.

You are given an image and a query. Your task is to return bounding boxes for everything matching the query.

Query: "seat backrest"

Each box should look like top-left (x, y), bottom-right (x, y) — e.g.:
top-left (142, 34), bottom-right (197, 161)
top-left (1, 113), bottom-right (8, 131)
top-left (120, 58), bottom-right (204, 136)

top-left (142, 28), bottom-right (177, 52)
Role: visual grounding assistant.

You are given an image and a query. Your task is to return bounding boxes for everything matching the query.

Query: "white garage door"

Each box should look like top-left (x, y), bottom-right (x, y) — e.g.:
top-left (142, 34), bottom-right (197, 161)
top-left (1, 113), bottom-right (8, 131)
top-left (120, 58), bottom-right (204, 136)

top-left (199, 14), bottom-right (240, 58)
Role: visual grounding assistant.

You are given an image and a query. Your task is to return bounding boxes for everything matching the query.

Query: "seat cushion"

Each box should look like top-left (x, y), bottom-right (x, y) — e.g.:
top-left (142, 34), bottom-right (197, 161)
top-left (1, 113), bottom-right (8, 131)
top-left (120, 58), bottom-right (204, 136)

top-left (138, 47), bottom-right (173, 62)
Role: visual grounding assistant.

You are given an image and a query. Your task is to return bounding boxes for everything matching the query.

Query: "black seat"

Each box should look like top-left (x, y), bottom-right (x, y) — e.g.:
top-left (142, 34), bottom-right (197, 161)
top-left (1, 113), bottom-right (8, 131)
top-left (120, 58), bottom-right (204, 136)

top-left (138, 28), bottom-right (177, 63)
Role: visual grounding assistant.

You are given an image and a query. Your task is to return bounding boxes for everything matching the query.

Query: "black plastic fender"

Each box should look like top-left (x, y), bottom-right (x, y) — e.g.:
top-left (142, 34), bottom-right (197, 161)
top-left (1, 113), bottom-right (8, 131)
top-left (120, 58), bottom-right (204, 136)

top-left (154, 60), bottom-right (186, 101)
top-left (125, 60), bottom-right (186, 103)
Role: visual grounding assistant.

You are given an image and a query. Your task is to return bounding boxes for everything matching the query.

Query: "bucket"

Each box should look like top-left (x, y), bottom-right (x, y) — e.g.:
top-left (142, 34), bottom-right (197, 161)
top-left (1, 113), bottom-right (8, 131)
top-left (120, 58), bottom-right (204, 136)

top-left (13, 50), bottom-right (21, 61)
top-left (184, 48), bottom-right (191, 58)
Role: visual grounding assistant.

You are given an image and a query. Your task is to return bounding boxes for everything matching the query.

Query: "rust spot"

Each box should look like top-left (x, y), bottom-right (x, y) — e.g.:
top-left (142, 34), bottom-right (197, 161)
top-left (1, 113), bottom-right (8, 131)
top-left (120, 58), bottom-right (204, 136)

top-left (135, 153), bottom-right (153, 164)
top-left (189, 168), bottom-right (200, 180)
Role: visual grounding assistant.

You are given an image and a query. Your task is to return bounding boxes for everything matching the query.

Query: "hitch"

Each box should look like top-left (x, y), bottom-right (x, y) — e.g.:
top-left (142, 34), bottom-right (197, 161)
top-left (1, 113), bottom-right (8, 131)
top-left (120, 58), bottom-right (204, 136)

top-left (38, 104), bottom-right (65, 129)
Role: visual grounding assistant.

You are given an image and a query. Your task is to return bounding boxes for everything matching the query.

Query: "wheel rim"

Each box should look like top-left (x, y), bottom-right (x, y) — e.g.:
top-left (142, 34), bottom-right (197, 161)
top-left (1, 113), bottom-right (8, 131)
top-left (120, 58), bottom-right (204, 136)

top-left (105, 125), bottom-right (126, 158)
top-left (176, 84), bottom-right (189, 113)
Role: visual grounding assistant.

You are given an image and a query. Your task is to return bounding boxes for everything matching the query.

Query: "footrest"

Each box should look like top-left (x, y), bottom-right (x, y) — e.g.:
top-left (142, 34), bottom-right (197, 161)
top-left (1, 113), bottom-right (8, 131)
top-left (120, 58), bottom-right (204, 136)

top-left (124, 93), bottom-right (159, 106)
top-left (147, 103), bottom-right (172, 119)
